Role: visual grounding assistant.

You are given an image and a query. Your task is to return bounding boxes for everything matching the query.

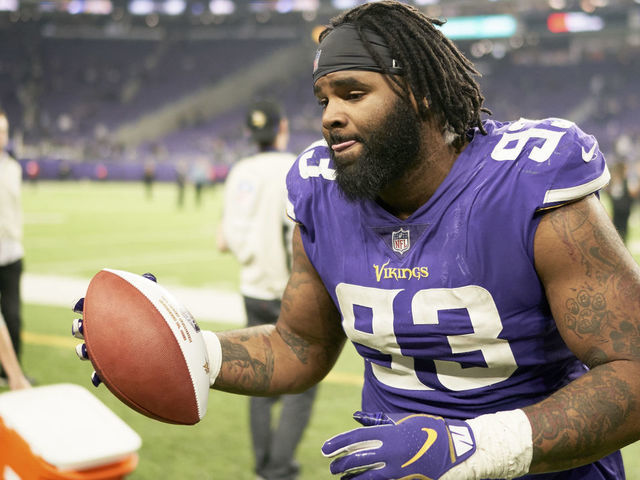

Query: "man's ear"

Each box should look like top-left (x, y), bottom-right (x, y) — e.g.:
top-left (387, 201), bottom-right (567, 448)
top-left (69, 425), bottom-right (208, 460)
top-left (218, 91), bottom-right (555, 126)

top-left (405, 86), bottom-right (429, 118)
top-left (404, 91), bottom-right (428, 115)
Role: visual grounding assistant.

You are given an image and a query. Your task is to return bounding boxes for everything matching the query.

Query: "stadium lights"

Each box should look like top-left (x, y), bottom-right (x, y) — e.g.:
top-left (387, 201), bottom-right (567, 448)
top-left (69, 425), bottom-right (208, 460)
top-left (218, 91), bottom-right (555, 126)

top-left (0, 0), bottom-right (18, 11)
top-left (209, 0), bottom-right (234, 15)
top-left (277, 0), bottom-right (318, 13)
top-left (163, 0), bottom-right (185, 15)
top-left (128, 0), bottom-right (185, 16)
top-left (548, 0), bottom-right (567, 9)
top-left (249, 0), bottom-right (318, 13)
top-left (438, 15), bottom-right (518, 40)
top-left (547, 12), bottom-right (604, 33)
top-left (31, 0), bottom-right (113, 14)
top-left (128, 0), bottom-right (154, 15)
top-left (331, 0), bottom-right (361, 9)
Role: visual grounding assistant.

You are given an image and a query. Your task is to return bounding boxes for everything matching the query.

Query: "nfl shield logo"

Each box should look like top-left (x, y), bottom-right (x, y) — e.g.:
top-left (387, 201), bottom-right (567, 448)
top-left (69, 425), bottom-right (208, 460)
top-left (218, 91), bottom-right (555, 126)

top-left (391, 228), bottom-right (410, 255)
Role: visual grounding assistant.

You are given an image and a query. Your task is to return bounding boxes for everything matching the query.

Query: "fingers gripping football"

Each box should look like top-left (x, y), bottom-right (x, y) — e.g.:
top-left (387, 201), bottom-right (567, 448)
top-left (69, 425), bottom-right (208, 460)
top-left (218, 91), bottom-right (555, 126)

top-left (72, 298), bottom-right (94, 378)
top-left (71, 269), bottom-right (215, 425)
top-left (71, 317), bottom-right (84, 339)
top-left (71, 273), bottom-right (158, 374)
top-left (322, 411), bottom-right (476, 480)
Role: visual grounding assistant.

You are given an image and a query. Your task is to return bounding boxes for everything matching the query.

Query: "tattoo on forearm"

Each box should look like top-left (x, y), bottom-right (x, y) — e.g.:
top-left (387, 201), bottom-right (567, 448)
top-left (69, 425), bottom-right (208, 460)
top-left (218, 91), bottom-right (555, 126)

top-left (529, 365), bottom-right (634, 462)
top-left (219, 332), bottom-right (274, 392)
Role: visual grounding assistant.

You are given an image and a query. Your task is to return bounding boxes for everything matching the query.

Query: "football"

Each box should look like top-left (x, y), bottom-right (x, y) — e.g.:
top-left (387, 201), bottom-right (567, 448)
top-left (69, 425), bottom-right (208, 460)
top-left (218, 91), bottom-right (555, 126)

top-left (80, 268), bottom-right (210, 425)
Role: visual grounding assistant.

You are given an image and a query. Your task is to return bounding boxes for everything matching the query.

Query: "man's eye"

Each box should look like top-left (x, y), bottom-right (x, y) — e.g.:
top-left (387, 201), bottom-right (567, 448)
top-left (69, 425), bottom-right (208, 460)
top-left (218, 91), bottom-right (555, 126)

top-left (347, 92), bottom-right (364, 100)
top-left (317, 99), bottom-right (328, 109)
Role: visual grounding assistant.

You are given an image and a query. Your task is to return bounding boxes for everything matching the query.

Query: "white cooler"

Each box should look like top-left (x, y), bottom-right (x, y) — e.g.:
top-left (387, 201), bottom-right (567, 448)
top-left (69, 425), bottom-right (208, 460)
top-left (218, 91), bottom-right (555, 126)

top-left (0, 383), bottom-right (141, 480)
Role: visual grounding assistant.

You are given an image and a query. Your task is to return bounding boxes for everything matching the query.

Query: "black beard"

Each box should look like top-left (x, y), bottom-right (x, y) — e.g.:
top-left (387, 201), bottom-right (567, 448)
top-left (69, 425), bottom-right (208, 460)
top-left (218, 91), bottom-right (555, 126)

top-left (331, 97), bottom-right (422, 201)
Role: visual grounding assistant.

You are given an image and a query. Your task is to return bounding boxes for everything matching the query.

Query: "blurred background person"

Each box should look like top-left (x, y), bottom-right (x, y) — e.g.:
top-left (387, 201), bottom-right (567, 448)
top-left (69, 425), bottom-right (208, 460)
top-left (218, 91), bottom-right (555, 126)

top-left (143, 158), bottom-right (156, 200)
top-left (0, 106), bottom-right (30, 387)
top-left (190, 157), bottom-right (210, 207)
top-left (175, 160), bottom-right (188, 208)
top-left (217, 99), bottom-right (317, 480)
top-left (608, 134), bottom-right (640, 245)
top-left (0, 310), bottom-right (31, 390)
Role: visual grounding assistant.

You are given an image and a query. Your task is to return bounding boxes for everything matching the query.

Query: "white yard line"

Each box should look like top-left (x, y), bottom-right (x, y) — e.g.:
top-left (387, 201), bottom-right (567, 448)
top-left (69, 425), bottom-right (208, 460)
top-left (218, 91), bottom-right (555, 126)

top-left (27, 252), bottom-right (222, 274)
top-left (21, 273), bottom-right (245, 326)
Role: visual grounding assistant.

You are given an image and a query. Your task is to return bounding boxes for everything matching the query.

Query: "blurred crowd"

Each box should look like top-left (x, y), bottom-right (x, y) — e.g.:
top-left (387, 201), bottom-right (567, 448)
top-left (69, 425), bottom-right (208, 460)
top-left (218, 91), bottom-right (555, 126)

top-left (1, 19), bottom-right (639, 189)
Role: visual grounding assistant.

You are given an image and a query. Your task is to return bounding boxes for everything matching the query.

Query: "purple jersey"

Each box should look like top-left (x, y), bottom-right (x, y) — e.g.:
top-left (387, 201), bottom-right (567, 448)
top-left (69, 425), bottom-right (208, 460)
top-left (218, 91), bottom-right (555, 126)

top-left (287, 118), bottom-right (624, 479)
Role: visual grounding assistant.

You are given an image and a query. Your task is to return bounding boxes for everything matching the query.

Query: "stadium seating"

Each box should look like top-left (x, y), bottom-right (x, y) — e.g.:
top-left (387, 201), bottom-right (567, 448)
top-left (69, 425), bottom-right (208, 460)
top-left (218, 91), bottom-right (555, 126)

top-left (1, 18), bottom-right (638, 181)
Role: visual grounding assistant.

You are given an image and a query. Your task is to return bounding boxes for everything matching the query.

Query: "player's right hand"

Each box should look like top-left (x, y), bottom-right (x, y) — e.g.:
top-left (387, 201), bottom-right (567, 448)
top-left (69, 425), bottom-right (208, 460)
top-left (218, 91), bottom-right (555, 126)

top-left (71, 272), bottom-right (158, 387)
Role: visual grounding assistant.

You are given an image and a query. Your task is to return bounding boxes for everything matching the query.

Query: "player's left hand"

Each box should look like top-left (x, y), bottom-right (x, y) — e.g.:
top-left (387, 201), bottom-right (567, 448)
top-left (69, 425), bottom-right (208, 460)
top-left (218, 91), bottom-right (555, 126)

top-left (321, 411), bottom-right (476, 480)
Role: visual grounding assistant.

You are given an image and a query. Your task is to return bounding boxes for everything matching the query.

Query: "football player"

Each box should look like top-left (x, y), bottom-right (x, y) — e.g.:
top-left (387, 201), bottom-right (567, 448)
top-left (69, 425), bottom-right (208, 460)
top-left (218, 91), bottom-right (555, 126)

top-left (75, 1), bottom-right (640, 478)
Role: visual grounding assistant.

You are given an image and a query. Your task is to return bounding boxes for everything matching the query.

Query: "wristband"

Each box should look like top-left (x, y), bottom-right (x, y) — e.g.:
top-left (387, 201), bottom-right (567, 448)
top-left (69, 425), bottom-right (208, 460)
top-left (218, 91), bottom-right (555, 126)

top-left (202, 330), bottom-right (222, 386)
top-left (440, 409), bottom-right (533, 480)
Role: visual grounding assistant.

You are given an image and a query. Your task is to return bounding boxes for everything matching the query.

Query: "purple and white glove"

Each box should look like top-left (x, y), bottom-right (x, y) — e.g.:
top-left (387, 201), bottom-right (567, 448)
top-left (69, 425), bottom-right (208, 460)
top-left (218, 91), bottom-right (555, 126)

top-left (322, 411), bottom-right (476, 480)
top-left (71, 272), bottom-right (158, 387)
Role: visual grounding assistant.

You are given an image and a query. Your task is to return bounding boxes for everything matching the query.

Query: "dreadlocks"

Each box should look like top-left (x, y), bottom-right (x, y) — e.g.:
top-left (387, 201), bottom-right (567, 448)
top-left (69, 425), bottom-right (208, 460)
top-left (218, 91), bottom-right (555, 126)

top-left (320, 0), bottom-right (490, 150)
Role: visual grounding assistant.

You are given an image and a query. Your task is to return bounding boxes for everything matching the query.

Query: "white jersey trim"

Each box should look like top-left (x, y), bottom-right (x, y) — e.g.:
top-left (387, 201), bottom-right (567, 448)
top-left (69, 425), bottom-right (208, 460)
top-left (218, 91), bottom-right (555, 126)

top-left (542, 165), bottom-right (610, 206)
top-left (286, 197), bottom-right (297, 223)
top-left (301, 138), bottom-right (328, 153)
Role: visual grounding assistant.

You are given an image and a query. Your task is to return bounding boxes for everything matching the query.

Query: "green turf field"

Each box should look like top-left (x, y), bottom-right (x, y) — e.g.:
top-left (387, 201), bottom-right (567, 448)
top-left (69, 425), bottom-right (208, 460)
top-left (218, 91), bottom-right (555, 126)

top-left (20, 181), bottom-right (239, 289)
top-left (4, 181), bottom-right (640, 478)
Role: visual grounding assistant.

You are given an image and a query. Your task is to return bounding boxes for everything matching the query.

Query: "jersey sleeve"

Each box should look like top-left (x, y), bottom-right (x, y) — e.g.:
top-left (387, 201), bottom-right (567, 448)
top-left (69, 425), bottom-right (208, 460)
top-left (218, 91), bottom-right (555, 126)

top-left (532, 119), bottom-right (610, 211)
top-left (285, 139), bottom-right (334, 233)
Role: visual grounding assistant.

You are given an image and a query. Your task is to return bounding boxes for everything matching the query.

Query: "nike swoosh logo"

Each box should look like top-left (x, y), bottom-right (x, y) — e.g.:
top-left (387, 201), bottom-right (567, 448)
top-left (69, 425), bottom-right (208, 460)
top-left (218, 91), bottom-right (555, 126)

top-left (401, 428), bottom-right (438, 468)
top-left (582, 143), bottom-right (597, 163)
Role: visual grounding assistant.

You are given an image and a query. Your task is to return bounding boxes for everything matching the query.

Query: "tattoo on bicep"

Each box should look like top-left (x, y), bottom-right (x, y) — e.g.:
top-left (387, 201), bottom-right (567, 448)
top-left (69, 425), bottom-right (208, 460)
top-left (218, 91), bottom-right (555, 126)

top-left (610, 320), bottom-right (640, 357)
top-left (563, 287), bottom-right (640, 360)
top-left (548, 201), bottom-right (640, 360)
top-left (280, 231), bottom-right (315, 316)
top-left (547, 200), bottom-right (620, 284)
top-left (276, 324), bottom-right (310, 364)
top-left (563, 290), bottom-right (608, 338)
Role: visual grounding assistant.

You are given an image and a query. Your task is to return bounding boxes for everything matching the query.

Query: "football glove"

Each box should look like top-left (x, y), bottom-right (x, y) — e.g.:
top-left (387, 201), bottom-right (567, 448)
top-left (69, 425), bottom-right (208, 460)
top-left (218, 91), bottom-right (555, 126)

top-left (321, 411), bottom-right (476, 480)
top-left (71, 272), bottom-right (158, 387)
